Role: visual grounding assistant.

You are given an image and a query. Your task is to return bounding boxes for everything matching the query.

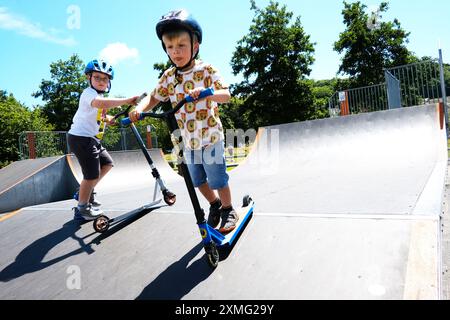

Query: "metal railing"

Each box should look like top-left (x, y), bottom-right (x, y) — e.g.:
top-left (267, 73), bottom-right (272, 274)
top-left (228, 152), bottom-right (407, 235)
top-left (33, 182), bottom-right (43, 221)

top-left (386, 59), bottom-right (442, 108)
top-left (18, 131), bottom-right (67, 160)
top-left (328, 83), bottom-right (388, 116)
top-left (328, 55), bottom-right (447, 117)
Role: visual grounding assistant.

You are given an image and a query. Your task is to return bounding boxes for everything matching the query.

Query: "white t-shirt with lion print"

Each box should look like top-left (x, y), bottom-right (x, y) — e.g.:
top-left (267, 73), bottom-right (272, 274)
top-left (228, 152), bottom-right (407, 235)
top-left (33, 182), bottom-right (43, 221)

top-left (151, 60), bottom-right (228, 150)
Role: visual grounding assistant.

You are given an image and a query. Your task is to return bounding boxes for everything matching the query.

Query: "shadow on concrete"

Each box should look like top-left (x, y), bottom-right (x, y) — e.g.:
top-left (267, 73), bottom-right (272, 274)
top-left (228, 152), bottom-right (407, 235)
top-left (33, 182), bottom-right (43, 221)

top-left (0, 220), bottom-right (94, 282)
top-left (136, 242), bottom-right (215, 300)
top-left (90, 208), bottom-right (157, 244)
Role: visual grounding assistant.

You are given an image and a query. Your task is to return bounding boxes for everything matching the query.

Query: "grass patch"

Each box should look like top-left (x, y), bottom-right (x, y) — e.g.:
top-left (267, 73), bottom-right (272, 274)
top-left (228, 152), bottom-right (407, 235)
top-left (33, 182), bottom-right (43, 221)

top-left (163, 146), bottom-right (253, 173)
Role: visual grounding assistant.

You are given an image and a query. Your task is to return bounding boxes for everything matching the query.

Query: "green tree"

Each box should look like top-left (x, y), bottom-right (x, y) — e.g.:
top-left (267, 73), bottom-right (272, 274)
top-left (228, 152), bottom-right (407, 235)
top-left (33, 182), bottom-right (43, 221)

top-left (218, 96), bottom-right (247, 130)
top-left (309, 79), bottom-right (337, 119)
top-left (32, 54), bottom-right (87, 131)
top-left (231, 0), bottom-right (316, 128)
top-left (334, 1), bottom-right (414, 87)
top-left (0, 90), bottom-right (53, 167)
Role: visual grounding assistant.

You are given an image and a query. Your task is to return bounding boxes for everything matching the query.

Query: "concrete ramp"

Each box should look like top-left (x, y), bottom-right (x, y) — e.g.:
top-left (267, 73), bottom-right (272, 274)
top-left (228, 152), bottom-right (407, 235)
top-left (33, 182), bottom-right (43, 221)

top-left (0, 104), bottom-right (447, 300)
top-left (230, 104), bottom-right (447, 216)
top-left (0, 156), bottom-right (79, 213)
top-left (68, 149), bottom-right (181, 194)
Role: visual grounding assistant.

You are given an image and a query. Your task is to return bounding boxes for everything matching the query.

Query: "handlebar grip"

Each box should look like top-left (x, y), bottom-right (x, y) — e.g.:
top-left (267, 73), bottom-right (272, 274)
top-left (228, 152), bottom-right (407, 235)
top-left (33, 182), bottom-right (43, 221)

top-left (136, 92), bottom-right (148, 104)
top-left (186, 87), bottom-right (215, 103)
top-left (121, 117), bottom-right (132, 125)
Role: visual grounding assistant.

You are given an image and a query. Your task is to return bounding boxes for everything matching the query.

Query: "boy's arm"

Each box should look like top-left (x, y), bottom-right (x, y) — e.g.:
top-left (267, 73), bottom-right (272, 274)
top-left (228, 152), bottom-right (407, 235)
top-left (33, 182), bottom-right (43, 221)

top-left (91, 96), bottom-right (139, 109)
top-left (139, 95), bottom-right (161, 113)
top-left (210, 88), bottom-right (231, 104)
top-left (189, 87), bottom-right (231, 104)
top-left (128, 95), bottom-right (161, 122)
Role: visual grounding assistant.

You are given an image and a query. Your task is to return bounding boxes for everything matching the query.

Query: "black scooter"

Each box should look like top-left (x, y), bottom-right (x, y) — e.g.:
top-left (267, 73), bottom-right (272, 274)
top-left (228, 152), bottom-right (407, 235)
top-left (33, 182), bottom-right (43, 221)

top-left (122, 88), bottom-right (254, 268)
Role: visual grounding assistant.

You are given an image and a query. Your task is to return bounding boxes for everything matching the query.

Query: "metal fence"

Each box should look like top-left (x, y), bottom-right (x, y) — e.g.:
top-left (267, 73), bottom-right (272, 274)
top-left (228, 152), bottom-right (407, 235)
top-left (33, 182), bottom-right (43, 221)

top-left (328, 83), bottom-right (388, 116)
top-left (18, 131), bottom-right (67, 160)
top-left (19, 128), bottom-right (158, 160)
top-left (386, 59), bottom-right (443, 108)
top-left (328, 57), bottom-right (447, 117)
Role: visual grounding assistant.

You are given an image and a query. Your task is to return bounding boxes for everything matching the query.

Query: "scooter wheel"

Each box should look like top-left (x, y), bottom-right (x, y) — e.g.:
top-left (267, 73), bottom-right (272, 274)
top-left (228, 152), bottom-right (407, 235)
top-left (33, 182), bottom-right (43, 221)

top-left (243, 195), bottom-right (252, 207)
top-left (204, 241), bottom-right (219, 269)
top-left (93, 215), bottom-right (110, 233)
top-left (163, 190), bottom-right (177, 206)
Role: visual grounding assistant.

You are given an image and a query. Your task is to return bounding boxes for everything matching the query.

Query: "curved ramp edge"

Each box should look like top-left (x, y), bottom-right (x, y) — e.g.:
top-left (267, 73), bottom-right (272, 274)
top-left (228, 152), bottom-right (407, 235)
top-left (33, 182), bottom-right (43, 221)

top-left (0, 156), bottom-right (79, 213)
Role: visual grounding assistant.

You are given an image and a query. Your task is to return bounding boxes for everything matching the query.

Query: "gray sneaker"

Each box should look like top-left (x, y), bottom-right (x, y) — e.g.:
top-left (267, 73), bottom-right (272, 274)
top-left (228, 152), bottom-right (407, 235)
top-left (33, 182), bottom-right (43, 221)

top-left (73, 204), bottom-right (103, 221)
top-left (219, 208), bottom-right (239, 234)
top-left (74, 189), bottom-right (102, 207)
top-left (88, 191), bottom-right (102, 207)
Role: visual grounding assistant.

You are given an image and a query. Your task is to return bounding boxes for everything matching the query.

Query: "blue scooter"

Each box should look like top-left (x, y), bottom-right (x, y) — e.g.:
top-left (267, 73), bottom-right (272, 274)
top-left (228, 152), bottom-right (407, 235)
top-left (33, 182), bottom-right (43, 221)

top-left (122, 88), bottom-right (254, 268)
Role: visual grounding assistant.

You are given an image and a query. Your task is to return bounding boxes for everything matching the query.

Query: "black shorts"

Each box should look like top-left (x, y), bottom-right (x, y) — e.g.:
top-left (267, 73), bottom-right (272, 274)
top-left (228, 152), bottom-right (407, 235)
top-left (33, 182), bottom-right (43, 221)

top-left (68, 134), bottom-right (114, 180)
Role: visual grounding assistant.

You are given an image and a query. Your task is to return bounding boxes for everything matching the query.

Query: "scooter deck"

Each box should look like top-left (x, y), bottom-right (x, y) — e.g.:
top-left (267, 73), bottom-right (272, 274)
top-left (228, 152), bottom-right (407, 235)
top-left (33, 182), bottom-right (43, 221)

top-left (106, 199), bottom-right (163, 227)
top-left (211, 200), bottom-right (254, 247)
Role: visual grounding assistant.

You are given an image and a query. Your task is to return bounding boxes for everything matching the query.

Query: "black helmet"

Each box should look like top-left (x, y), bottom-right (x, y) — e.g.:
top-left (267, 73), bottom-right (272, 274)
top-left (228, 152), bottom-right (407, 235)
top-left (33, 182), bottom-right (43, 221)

top-left (156, 9), bottom-right (202, 44)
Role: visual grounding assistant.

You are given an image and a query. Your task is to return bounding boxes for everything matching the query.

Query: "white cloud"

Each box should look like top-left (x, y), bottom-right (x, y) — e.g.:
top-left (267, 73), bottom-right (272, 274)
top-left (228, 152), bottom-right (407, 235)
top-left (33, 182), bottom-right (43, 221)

top-left (0, 7), bottom-right (76, 46)
top-left (99, 42), bottom-right (140, 65)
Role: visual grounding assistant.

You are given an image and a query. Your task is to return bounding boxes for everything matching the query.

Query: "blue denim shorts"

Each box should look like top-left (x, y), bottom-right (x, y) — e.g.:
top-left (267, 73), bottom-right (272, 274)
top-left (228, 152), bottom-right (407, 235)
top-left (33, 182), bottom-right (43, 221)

top-left (185, 142), bottom-right (229, 190)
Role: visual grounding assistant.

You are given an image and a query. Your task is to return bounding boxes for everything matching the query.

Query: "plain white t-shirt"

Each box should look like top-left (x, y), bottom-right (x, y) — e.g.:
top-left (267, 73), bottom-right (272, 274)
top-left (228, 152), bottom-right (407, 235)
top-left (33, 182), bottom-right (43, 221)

top-left (69, 87), bottom-right (107, 140)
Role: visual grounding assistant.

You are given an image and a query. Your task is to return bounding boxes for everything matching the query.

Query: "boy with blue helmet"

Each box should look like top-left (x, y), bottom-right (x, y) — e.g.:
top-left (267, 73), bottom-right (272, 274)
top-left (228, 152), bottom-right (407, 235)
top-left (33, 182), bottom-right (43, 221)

top-left (129, 10), bottom-right (238, 234)
top-left (68, 59), bottom-right (139, 221)
top-left (85, 59), bottom-right (114, 93)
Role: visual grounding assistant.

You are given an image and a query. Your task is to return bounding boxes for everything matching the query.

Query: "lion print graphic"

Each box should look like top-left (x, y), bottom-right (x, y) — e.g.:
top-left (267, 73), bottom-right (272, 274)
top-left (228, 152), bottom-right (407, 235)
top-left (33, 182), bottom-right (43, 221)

top-left (204, 76), bottom-right (212, 88)
top-left (168, 83), bottom-right (175, 95)
top-left (189, 138), bottom-right (201, 150)
top-left (157, 87), bottom-right (169, 98)
top-left (193, 71), bottom-right (204, 83)
top-left (176, 93), bottom-right (185, 103)
top-left (183, 80), bottom-right (195, 94)
top-left (207, 116), bottom-right (217, 127)
top-left (206, 65), bottom-right (216, 74)
top-left (185, 102), bottom-right (196, 114)
top-left (201, 127), bottom-right (209, 139)
top-left (214, 80), bottom-right (223, 90)
top-left (196, 109), bottom-right (208, 121)
top-left (210, 132), bottom-right (220, 144)
top-left (187, 119), bottom-right (196, 133)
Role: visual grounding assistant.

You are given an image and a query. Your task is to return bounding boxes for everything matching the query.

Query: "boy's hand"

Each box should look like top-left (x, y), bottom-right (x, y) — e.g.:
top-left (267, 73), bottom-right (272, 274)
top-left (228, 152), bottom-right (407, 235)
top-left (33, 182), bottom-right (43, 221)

top-left (128, 96), bottom-right (141, 106)
top-left (188, 87), bottom-right (207, 100)
top-left (105, 114), bottom-right (117, 126)
top-left (128, 109), bottom-right (141, 123)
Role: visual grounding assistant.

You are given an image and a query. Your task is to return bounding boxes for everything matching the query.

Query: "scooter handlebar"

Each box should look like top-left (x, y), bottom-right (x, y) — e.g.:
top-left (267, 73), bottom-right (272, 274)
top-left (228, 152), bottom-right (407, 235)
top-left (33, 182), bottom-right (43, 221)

top-left (121, 88), bottom-right (215, 125)
top-left (185, 87), bottom-right (215, 103)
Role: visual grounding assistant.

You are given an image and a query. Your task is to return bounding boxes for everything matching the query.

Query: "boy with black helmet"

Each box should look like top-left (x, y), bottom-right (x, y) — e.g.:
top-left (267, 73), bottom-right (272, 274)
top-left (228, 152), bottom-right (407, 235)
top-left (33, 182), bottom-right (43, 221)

top-left (68, 59), bottom-right (139, 221)
top-left (129, 9), bottom-right (238, 234)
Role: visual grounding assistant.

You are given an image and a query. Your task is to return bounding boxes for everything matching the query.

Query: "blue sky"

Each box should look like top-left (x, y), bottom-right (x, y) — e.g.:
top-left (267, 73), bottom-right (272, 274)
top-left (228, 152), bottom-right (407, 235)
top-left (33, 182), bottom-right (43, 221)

top-left (1, 0), bottom-right (449, 108)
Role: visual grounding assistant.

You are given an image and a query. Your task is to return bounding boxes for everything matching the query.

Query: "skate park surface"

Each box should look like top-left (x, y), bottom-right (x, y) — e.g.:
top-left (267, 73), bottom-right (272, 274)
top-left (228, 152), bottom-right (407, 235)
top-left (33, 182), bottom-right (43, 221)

top-left (0, 103), bottom-right (447, 299)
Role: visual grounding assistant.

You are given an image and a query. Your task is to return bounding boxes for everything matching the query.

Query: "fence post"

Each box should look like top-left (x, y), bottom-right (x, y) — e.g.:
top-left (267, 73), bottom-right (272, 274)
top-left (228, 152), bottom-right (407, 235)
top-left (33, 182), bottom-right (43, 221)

top-left (339, 91), bottom-right (350, 116)
top-left (65, 132), bottom-right (70, 154)
top-left (27, 132), bottom-right (36, 159)
top-left (120, 127), bottom-right (127, 151)
top-left (438, 49), bottom-right (448, 135)
top-left (146, 125), bottom-right (153, 149)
